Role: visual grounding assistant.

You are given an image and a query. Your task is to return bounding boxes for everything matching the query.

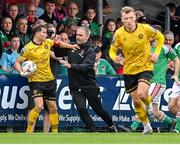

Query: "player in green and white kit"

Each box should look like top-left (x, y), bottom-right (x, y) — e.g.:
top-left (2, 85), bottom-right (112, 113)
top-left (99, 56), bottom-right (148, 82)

top-left (169, 42), bottom-right (180, 133)
top-left (131, 31), bottom-right (180, 131)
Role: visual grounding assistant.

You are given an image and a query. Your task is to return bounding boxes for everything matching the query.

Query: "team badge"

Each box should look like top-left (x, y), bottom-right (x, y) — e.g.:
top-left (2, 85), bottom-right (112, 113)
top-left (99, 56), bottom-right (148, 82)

top-left (45, 45), bottom-right (48, 49)
top-left (33, 90), bottom-right (38, 95)
top-left (101, 65), bottom-right (105, 70)
top-left (138, 34), bottom-right (143, 39)
top-left (81, 50), bottom-right (85, 55)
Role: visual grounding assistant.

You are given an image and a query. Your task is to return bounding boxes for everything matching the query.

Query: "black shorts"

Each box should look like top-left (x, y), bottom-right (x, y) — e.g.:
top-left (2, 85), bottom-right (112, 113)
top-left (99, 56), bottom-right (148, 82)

top-left (124, 71), bottom-right (152, 93)
top-left (27, 95), bottom-right (49, 111)
top-left (28, 80), bottom-right (57, 101)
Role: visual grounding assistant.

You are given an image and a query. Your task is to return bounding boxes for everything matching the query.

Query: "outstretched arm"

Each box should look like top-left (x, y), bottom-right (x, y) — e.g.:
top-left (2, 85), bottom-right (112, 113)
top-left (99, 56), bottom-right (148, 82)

top-left (54, 35), bottom-right (79, 50)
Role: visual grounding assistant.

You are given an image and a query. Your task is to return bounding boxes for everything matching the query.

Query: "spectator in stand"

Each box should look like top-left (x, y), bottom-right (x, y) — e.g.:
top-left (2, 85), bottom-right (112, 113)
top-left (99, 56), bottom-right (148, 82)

top-left (24, 3), bottom-right (38, 35)
top-left (0, 34), bottom-right (20, 74)
top-left (83, 0), bottom-right (112, 15)
top-left (0, 16), bottom-right (14, 58)
top-left (135, 8), bottom-right (144, 21)
top-left (29, 0), bottom-right (44, 18)
top-left (93, 41), bottom-right (116, 75)
top-left (155, 2), bottom-right (180, 44)
top-left (57, 32), bottom-right (69, 75)
top-left (63, 23), bottom-right (77, 43)
top-left (78, 17), bottom-right (90, 27)
top-left (39, 0), bottom-right (60, 27)
top-left (53, 0), bottom-right (67, 21)
top-left (62, 2), bottom-right (80, 26)
top-left (115, 17), bottom-right (123, 30)
top-left (25, 3), bottom-right (37, 22)
top-left (84, 7), bottom-right (100, 37)
top-left (5, 3), bottom-right (19, 29)
top-left (15, 16), bottom-right (30, 52)
top-left (102, 18), bottom-right (116, 59)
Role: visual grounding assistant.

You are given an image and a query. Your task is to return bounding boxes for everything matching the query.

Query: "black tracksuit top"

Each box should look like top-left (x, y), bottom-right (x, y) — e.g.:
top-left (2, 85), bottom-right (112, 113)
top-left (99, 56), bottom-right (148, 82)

top-left (68, 40), bottom-right (97, 89)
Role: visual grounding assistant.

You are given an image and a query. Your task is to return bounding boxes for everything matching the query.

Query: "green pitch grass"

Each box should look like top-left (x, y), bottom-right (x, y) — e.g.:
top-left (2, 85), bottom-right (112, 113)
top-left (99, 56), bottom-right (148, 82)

top-left (0, 132), bottom-right (179, 144)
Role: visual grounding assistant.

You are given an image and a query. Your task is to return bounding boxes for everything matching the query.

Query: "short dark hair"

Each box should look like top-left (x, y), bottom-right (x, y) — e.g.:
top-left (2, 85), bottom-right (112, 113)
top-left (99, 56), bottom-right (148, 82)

top-left (45, 0), bottom-right (56, 4)
top-left (9, 34), bottom-right (20, 41)
top-left (31, 24), bottom-right (46, 36)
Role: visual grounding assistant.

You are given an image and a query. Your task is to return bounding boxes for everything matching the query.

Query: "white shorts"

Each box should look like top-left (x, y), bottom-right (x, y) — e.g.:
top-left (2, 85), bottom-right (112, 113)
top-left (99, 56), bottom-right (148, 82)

top-left (169, 82), bottom-right (180, 99)
top-left (148, 83), bottom-right (166, 104)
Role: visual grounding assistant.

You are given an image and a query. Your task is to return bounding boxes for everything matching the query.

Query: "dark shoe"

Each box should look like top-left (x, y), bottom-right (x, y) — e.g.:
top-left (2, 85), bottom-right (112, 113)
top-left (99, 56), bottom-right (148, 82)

top-left (169, 118), bottom-right (176, 132)
top-left (109, 125), bottom-right (118, 132)
top-left (118, 124), bottom-right (132, 132)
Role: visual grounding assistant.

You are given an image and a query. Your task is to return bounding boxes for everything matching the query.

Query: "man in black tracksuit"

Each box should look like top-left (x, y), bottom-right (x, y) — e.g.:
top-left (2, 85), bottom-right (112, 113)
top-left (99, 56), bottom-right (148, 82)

top-left (60, 26), bottom-right (117, 132)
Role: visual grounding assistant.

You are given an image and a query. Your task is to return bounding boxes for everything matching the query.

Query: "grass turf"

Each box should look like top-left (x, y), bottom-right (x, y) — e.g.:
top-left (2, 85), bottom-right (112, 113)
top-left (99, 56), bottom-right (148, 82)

top-left (0, 132), bottom-right (179, 144)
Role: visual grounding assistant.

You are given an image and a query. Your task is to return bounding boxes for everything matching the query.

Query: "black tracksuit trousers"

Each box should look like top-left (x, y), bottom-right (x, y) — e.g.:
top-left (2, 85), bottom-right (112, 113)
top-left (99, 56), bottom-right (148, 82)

top-left (70, 86), bottom-right (113, 131)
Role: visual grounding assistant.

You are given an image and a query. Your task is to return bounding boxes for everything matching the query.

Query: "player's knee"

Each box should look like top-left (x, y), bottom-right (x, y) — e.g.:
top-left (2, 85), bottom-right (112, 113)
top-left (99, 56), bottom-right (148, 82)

top-left (34, 105), bottom-right (44, 112)
top-left (137, 92), bottom-right (147, 101)
top-left (133, 98), bottom-right (141, 107)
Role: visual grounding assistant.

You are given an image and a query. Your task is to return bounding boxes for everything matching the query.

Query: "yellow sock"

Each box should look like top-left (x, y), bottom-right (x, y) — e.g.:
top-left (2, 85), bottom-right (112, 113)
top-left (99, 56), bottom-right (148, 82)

top-left (26, 108), bottom-right (39, 133)
top-left (134, 100), bottom-right (149, 124)
top-left (49, 113), bottom-right (59, 133)
top-left (143, 95), bottom-right (151, 106)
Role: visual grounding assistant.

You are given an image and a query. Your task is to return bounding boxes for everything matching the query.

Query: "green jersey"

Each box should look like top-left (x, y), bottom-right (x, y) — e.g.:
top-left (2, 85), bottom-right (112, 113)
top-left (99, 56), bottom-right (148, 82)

top-left (174, 43), bottom-right (180, 80)
top-left (96, 58), bottom-right (116, 75)
top-left (151, 45), bottom-right (177, 85)
top-left (89, 22), bottom-right (100, 37)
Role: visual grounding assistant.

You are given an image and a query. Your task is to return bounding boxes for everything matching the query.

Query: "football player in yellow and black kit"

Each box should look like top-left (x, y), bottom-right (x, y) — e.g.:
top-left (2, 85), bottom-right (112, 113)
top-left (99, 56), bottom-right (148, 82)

top-left (14, 24), bottom-right (79, 133)
top-left (109, 6), bottom-right (164, 134)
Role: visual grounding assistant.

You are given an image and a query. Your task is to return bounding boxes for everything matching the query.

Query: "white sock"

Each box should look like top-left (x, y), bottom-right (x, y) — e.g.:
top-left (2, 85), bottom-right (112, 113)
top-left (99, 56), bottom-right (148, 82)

top-left (142, 122), bottom-right (151, 129)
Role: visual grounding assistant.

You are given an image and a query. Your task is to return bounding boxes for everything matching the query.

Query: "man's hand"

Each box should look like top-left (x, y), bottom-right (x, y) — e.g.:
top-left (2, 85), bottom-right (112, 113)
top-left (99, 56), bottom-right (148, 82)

top-left (59, 59), bottom-right (71, 68)
top-left (150, 53), bottom-right (158, 63)
top-left (73, 44), bottom-right (80, 50)
top-left (114, 55), bottom-right (124, 65)
top-left (20, 70), bottom-right (33, 77)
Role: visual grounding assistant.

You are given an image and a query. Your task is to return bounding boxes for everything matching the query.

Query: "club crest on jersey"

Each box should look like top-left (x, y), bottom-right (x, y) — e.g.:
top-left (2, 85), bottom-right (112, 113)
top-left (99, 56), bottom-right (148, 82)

top-left (80, 50), bottom-right (85, 55)
top-left (101, 65), bottom-right (106, 70)
top-left (138, 34), bottom-right (143, 39)
top-left (33, 90), bottom-right (38, 95)
top-left (45, 45), bottom-right (48, 49)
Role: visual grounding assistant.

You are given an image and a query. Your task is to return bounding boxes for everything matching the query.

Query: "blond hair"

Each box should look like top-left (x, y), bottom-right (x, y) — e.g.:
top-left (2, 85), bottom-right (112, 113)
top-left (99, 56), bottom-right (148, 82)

top-left (121, 6), bottom-right (135, 15)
